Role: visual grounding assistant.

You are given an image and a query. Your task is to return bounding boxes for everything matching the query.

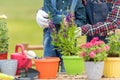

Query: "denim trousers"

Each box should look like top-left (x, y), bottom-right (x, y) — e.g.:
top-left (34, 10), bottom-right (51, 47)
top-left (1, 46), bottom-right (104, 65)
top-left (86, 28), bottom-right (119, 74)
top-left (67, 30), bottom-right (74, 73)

top-left (43, 28), bottom-right (65, 72)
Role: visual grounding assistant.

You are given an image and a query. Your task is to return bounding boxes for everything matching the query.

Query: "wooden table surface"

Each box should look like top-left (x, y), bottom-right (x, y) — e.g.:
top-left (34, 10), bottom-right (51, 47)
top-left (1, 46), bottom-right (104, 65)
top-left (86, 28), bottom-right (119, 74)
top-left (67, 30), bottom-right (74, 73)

top-left (34, 73), bottom-right (120, 80)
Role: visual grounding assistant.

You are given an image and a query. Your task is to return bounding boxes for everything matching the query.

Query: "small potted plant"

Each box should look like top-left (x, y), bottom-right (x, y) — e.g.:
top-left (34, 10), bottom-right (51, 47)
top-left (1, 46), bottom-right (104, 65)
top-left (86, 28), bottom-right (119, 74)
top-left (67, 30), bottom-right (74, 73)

top-left (79, 37), bottom-right (109, 80)
top-left (50, 12), bottom-right (84, 75)
top-left (0, 14), bottom-right (9, 59)
top-left (104, 33), bottom-right (120, 78)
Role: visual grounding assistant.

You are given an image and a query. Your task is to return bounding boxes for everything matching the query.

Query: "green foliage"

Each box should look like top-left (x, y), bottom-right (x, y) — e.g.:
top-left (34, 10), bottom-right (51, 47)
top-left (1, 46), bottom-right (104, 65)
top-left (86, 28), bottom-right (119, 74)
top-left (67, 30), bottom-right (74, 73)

top-left (0, 19), bottom-right (9, 53)
top-left (51, 13), bottom-right (80, 56)
top-left (107, 34), bottom-right (120, 57)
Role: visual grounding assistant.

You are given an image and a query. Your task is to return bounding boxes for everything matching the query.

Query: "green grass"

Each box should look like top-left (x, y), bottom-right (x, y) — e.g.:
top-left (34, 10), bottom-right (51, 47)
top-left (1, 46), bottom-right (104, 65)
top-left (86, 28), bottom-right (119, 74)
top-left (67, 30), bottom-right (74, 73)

top-left (0, 0), bottom-right (44, 57)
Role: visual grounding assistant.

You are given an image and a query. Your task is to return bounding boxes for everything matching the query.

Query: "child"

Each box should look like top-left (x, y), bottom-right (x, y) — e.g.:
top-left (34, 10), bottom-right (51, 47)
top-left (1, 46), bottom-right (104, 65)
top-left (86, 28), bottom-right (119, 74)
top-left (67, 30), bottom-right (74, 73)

top-left (85, 0), bottom-right (113, 43)
top-left (36, 0), bottom-right (86, 72)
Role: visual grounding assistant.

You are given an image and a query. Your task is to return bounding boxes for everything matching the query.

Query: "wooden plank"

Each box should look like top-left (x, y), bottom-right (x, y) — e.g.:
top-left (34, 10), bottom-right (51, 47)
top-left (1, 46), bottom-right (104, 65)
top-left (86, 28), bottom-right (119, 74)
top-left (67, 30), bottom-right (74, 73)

top-left (22, 43), bottom-right (43, 50)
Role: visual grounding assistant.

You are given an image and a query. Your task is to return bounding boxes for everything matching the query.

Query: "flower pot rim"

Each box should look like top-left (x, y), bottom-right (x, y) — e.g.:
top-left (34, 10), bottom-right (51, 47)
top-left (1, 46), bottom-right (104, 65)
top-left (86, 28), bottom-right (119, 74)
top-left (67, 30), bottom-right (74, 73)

top-left (0, 52), bottom-right (8, 54)
top-left (62, 56), bottom-right (83, 59)
top-left (62, 55), bottom-right (82, 58)
top-left (34, 57), bottom-right (60, 62)
top-left (105, 57), bottom-right (120, 61)
top-left (85, 61), bottom-right (104, 62)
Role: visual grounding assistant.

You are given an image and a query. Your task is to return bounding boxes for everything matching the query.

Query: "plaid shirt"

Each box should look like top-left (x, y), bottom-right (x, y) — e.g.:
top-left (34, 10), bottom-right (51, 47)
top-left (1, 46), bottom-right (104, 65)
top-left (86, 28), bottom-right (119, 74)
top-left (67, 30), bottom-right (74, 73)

top-left (81, 1), bottom-right (120, 36)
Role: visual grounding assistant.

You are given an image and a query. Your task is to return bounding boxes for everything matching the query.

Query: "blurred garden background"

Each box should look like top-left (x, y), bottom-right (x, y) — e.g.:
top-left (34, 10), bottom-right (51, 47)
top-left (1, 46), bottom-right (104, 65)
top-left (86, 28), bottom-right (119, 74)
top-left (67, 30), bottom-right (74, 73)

top-left (0, 0), bottom-right (44, 57)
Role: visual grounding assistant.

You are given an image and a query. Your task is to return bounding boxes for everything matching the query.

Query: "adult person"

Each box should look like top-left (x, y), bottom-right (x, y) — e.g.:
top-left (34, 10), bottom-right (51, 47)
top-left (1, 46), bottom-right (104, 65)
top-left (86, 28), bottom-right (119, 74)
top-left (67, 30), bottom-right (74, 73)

top-left (76, 0), bottom-right (120, 37)
top-left (83, 0), bottom-right (113, 43)
top-left (36, 0), bottom-right (86, 72)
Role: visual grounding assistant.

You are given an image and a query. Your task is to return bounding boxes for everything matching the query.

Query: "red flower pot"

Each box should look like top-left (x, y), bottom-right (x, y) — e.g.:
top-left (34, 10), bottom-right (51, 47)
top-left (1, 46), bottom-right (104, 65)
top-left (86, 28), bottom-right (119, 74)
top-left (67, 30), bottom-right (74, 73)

top-left (0, 52), bottom-right (7, 59)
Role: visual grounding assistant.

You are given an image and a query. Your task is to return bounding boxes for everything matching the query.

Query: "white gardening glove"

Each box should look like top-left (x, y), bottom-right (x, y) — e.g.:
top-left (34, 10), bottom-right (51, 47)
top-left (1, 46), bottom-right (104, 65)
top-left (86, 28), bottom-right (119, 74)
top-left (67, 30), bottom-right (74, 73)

top-left (25, 50), bottom-right (37, 59)
top-left (74, 27), bottom-right (82, 38)
top-left (36, 9), bottom-right (50, 28)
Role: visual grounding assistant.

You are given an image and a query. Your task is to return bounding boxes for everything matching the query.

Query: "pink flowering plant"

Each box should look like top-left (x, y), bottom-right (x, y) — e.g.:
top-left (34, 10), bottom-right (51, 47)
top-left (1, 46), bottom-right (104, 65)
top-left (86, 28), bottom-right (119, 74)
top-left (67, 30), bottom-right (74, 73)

top-left (80, 37), bottom-right (110, 62)
top-left (49, 12), bottom-right (80, 56)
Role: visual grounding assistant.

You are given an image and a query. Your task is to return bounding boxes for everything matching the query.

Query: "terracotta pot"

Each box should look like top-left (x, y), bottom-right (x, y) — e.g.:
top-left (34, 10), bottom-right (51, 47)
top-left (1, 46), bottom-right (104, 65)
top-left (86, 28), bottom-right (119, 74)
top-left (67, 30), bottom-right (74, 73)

top-left (34, 57), bottom-right (60, 79)
top-left (104, 57), bottom-right (120, 77)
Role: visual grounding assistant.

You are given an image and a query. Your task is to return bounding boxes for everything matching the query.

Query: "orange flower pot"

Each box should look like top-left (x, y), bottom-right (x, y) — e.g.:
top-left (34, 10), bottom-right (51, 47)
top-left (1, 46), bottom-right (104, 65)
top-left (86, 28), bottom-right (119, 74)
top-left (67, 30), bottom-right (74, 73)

top-left (34, 57), bottom-right (60, 79)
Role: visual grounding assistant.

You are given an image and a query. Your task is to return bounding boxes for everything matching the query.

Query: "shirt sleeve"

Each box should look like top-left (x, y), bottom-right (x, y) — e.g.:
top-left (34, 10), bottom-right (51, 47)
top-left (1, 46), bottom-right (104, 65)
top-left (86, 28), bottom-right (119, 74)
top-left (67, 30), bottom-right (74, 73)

top-left (81, 1), bottom-right (120, 36)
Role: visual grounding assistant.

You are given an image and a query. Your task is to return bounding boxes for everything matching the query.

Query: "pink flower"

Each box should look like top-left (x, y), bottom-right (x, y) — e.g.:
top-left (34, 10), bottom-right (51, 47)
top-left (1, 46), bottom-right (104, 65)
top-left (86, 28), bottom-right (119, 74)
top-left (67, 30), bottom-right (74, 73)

top-left (90, 37), bottom-right (99, 43)
top-left (80, 44), bottom-right (86, 48)
top-left (89, 51), bottom-right (95, 58)
top-left (95, 40), bottom-right (104, 46)
top-left (104, 45), bottom-right (110, 51)
top-left (85, 42), bottom-right (93, 48)
top-left (80, 52), bottom-right (86, 57)
top-left (96, 48), bottom-right (103, 53)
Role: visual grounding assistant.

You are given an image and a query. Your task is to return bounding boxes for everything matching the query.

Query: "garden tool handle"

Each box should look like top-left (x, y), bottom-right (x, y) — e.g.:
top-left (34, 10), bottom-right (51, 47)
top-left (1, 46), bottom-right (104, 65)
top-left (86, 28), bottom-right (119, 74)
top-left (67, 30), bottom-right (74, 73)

top-left (15, 44), bottom-right (28, 67)
top-left (15, 44), bottom-right (25, 56)
top-left (0, 73), bottom-right (14, 80)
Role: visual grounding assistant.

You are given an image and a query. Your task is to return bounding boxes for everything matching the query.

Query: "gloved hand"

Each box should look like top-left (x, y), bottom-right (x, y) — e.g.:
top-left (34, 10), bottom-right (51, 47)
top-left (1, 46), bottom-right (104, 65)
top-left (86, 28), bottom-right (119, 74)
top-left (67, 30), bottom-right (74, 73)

top-left (74, 27), bottom-right (82, 38)
top-left (25, 50), bottom-right (37, 59)
top-left (36, 9), bottom-right (50, 28)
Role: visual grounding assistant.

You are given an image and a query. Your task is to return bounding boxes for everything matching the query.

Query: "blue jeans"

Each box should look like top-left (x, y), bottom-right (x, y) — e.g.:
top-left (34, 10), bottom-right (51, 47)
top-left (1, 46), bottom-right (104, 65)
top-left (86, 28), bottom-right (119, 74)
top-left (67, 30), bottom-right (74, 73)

top-left (43, 28), bottom-right (65, 72)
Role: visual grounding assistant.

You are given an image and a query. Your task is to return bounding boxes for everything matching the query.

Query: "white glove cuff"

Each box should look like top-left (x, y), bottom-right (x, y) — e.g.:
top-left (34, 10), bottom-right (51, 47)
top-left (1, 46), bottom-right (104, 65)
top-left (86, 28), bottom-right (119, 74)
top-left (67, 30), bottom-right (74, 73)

top-left (75, 27), bottom-right (82, 38)
top-left (77, 27), bottom-right (82, 36)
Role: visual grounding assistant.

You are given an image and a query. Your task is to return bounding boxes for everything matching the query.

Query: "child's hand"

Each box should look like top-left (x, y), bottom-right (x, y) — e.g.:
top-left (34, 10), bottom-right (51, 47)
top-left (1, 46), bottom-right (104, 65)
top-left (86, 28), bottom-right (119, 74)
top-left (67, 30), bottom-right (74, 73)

top-left (74, 27), bottom-right (82, 38)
